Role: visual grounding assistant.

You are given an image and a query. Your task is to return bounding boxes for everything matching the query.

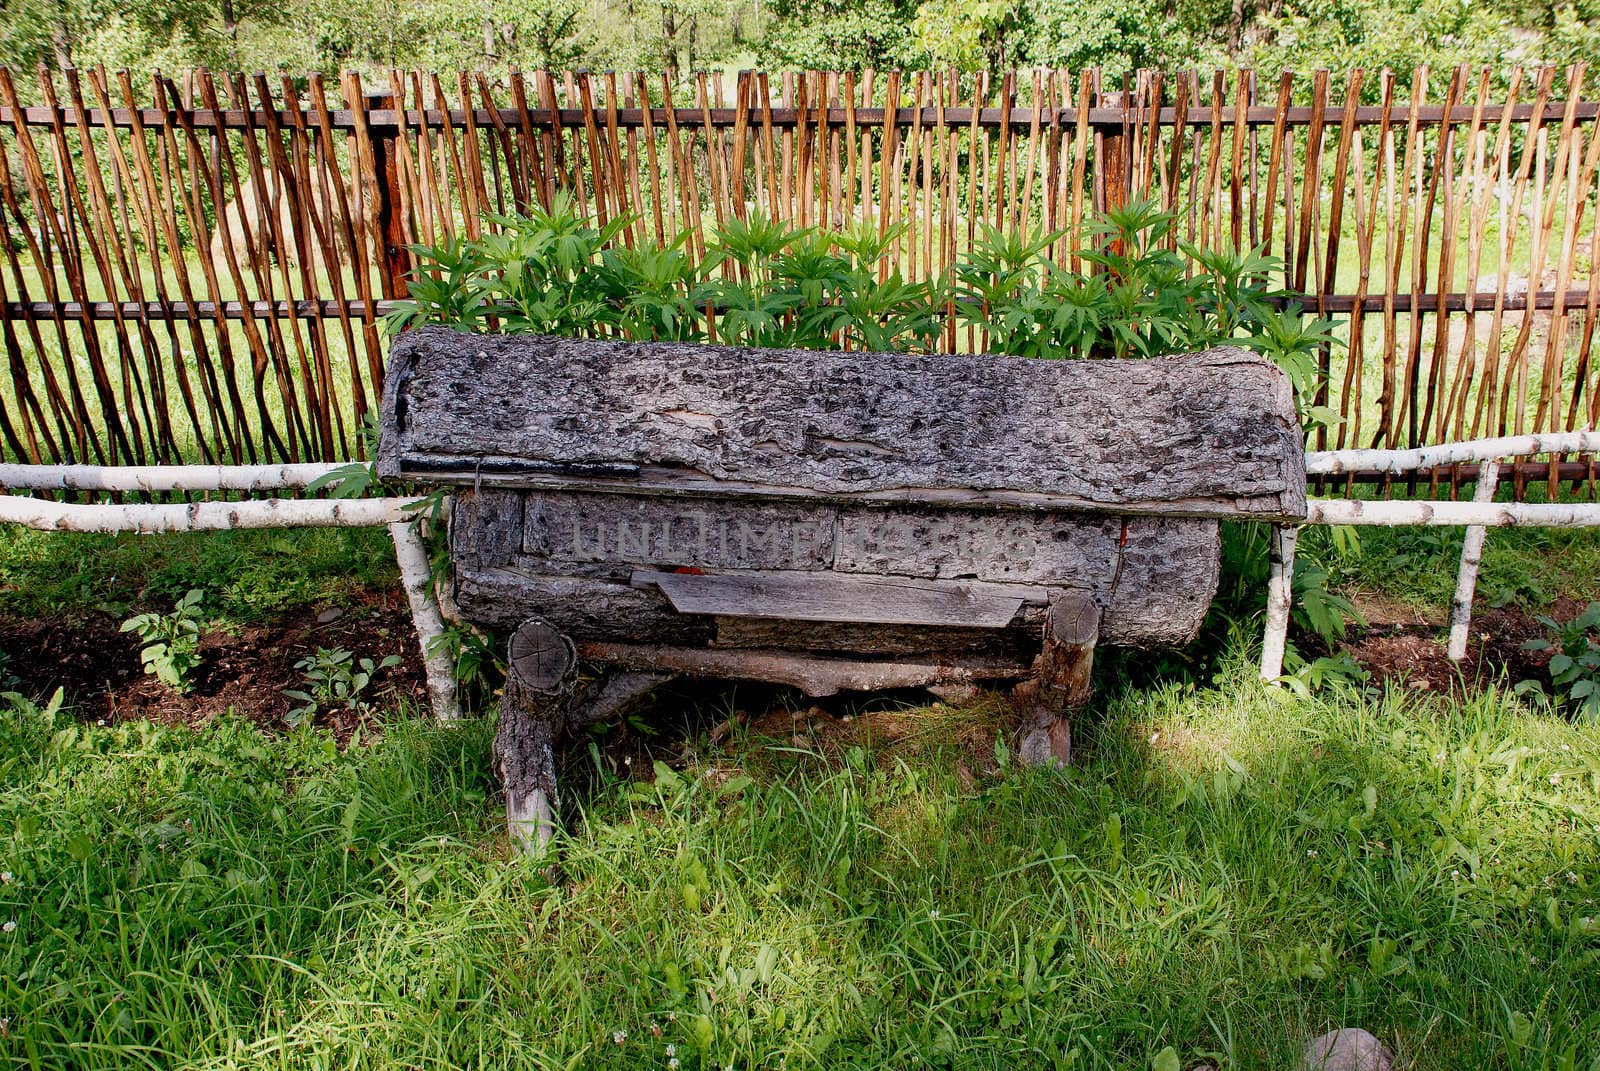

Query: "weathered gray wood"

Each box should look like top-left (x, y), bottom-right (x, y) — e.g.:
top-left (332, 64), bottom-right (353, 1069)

top-left (509, 619), bottom-right (576, 689)
top-left (1014, 595), bottom-right (1101, 766)
top-left (525, 491), bottom-right (836, 570)
top-left (522, 491), bottom-right (1128, 586)
top-left (1049, 595), bottom-right (1102, 648)
top-left (631, 568), bottom-right (1035, 627)
top-left (454, 566), bottom-right (717, 643)
top-left (574, 640), bottom-right (1031, 696)
top-left (497, 620), bottom-right (576, 854)
top-left (498, 617), bottom-right (673, 855)
top-left (449, 489), bottom-right (524, 570)
top-left (832, 508), bottom-right (1122, 584)
top-left (1102, 518), bottom-right (1221, 646)
top-left (380, 328), bottom-right (1307, 520)
top-left (454, 551), bottom-right (1216, 648)
top-left (711, 616), bottom-right (1039, 657)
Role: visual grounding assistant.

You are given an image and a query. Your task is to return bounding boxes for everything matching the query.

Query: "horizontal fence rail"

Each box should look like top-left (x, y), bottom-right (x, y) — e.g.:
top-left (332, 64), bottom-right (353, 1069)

top-left (0, 65), bottom-right (1598, 501)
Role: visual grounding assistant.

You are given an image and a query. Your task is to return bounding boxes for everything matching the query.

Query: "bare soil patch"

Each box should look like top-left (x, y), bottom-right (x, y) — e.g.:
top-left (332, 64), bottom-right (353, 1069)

top-left (1340, 601), bottom-right (1574, 695)
top-left (0, 591), bottom-right (426, 740)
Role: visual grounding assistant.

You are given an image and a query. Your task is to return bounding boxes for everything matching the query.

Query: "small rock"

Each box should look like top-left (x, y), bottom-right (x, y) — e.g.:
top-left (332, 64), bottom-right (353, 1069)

top-left (1301, 1029), bottom-right (1393, 1071)
top-left (926, 683), bottom-right (981, 704)
top-left (316, 607), bottom-right (344, 625)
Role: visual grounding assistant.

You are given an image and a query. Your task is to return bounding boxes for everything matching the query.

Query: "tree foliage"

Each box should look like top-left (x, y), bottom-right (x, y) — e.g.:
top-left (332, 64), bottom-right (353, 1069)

top-left (1, 0), bottom-right (1591, 80)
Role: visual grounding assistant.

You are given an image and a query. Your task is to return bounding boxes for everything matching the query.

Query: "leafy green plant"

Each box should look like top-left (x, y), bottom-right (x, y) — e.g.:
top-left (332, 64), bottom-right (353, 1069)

top-left (384, 193), bottom-right (627, 339)
top-left (1217, 520), bottom-right (1365, 667)
top-left (283, 646), bottom-right (402, 727)
top-left (389, 193), bottom-right (1342, 408)
top-left (954, 197), bottom-right (1342, 432)
top-left (1521, 602), bottom-right (1600, 721)
top-left (425, 624), bottom-right (504, 711)
top-left (1280, 649), bottom-right (1371, 698)
top-left (120, 588), bottom-right (206, 693)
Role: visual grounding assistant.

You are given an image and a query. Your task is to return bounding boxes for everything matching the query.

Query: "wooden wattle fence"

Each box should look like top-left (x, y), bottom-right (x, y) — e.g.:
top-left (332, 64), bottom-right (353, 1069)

top-left (1, 65), bottom-right (1599, 497)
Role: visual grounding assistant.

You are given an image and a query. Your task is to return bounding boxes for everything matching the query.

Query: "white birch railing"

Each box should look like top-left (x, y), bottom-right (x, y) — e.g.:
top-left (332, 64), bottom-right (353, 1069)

top-left (1264, 432), bottom-right (1600, 681)
top-left (0, 464), bottom-right (460, 723)
top-left (6, 434), bottom-right (1599, 705)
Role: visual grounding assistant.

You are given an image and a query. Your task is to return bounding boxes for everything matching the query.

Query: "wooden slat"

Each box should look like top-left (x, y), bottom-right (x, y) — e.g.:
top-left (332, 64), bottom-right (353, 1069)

top-left (5, 100), bottom-right (1595, 133)
top-left (632, 568), bottom-right (1033, 628)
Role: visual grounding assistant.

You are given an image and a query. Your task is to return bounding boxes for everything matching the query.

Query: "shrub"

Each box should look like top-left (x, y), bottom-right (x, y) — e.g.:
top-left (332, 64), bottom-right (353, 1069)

top-left (385, 194), bottom-right (1340, 430)
top-left (120, 588), bottom-right (206, 693)
top-left (1521, 602), bottom-right (1600, 722)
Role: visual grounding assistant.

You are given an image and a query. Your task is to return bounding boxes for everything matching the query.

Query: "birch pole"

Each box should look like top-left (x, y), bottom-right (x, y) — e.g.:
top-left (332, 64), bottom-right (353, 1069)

top-left (0, 494), bottom-right (418, 531)
top-left (1305, 498), bottom-right (1600, 526)
top-left (1259, 524), bottom-right (1300, 681)
top-left (1305, 431), bottom-right (1600, 474)
top-left (389, 517), bottom-right (462, 722)
top-left (1447, 460), bottom-right (1500, 661)
top-left (0, 462), bottom-right (345, 492)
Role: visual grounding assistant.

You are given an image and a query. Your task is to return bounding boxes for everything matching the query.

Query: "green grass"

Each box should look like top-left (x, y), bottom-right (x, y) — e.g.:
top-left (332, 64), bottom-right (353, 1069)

top-left (2, 632), bottom-right (1599, 1069)
top-left (3, 525), bottom-right (1600, 1068)
top-left (0, 525), bottom-right (398, 624)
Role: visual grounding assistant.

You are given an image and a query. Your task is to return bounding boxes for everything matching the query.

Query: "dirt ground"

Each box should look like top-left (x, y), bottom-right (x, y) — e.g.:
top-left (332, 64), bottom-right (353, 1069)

top-left (0, 590), bottom-right (427, 741)
top-left (1337, 598), bottom-right (1569, 696)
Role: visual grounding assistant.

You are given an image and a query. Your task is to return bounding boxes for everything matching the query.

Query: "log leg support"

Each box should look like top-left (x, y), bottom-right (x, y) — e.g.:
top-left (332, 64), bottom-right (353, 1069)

top-left (1013, 594), bottom-right (1100, 767)
top-left (1259, 524), bottom-right (1299, 681)
top-left (496, 618), bottom-right (673, 856)
top-left (1448, 460), bottom-right (1500, 661)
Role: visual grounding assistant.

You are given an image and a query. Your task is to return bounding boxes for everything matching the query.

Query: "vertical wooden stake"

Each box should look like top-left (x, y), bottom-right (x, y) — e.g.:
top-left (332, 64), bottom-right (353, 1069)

top-left (1260, 524), bottom-right (1300, 681)
top-left (1095, 88), bottom-right (1130, 253)
top-left (1015, 595), bottom-right (1100, 766)
top-left (499, 619), bottom-right (577, 855)
top-left (1448, 460), bottom-right (1500, 661)
top-left (368, 89), bottom-right (409, 300)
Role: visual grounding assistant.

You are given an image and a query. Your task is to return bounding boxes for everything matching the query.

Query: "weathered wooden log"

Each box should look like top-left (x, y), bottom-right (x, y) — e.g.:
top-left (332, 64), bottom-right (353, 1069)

top-left (497, 618), bottom-right (672, 854)
top-left (379, 328), bottom-right (1307, 520)
top-left (444, 489), bottom-right (1225, 649)
top-left (497, 620), bottom-right (576, 854)
top-left (574, 640), bottom-right (1030, 696)
top-left (382, 330), bottom-right (1308, 846)
top-left (1013, 595), bottom-right (1100, 766)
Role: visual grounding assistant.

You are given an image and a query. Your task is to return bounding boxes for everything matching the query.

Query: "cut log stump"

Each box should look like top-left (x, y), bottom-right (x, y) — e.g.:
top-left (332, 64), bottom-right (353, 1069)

top-left (497, 618), bottom-right (672, 854)
top-left (1013, 594), bottom-right (1100, 766)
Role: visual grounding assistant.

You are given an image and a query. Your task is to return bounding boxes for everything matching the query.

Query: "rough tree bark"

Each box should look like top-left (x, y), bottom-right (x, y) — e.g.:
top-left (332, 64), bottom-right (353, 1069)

top-left (380, 328), bottom-right (1307, 520)
top-left (1013, 595), bottom-right (1100, 766)
top-left (497, 618), bottom-right (671, 854)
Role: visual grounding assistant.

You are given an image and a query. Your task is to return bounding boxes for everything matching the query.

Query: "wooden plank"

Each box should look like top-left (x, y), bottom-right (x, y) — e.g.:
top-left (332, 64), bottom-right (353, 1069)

top-left (630, 568), bottom-right (1032, 627)
top-left (574, 640), bottom-right (1031, 697)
